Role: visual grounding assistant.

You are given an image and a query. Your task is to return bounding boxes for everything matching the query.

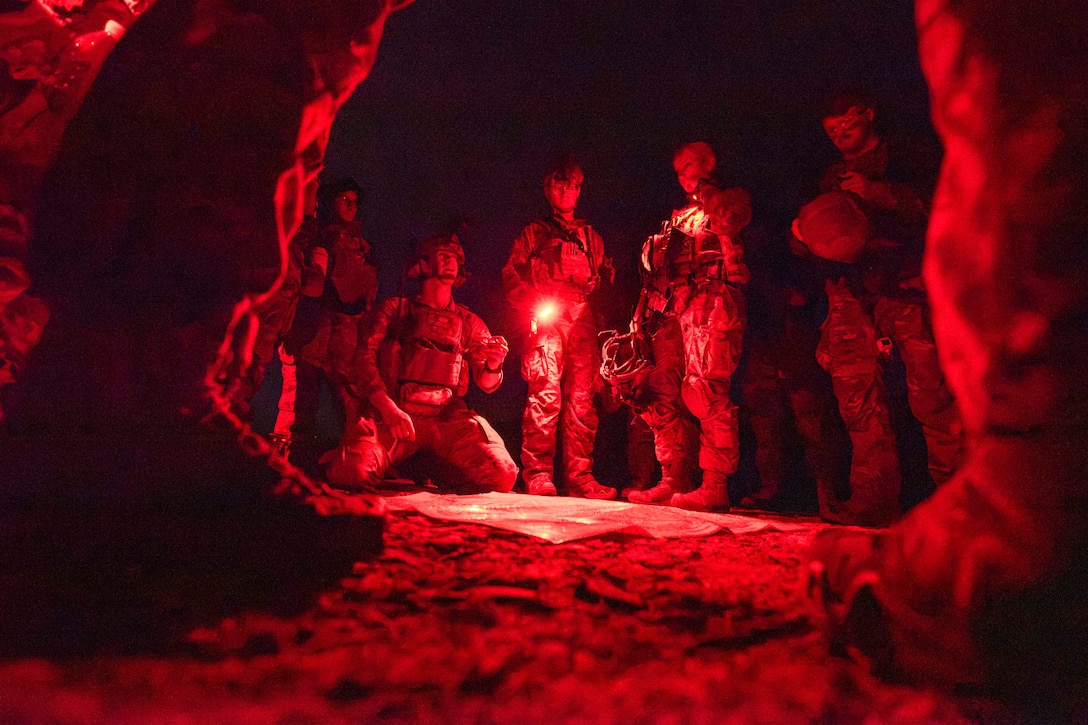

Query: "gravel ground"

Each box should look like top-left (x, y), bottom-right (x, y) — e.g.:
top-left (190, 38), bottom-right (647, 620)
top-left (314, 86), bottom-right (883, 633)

top-left (0, 504), bottom-right (1022, 724)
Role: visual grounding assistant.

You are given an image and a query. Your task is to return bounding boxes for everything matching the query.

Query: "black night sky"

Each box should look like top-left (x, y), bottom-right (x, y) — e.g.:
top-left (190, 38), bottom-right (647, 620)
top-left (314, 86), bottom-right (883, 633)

top-left (262, 0), bottom-right (941, 455)
top-left (323, 0), bottom-right (934, 288)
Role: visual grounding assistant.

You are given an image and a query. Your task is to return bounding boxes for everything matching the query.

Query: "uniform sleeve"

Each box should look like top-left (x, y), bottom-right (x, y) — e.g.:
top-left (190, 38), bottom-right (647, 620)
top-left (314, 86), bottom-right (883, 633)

top-left (698, 184), bottom-right (751, 286)
top-left (362, 260), bottom-right (380, 308)
top-left (879, 181), bottom-right (927, 228)
top-left (502, 223), bottom-right (541, 310)
top-left (819, 163), bottom-right (847, 195)
top-left (587, 227), bottom-right (614, 285)
top-left (350, 296), bottom-right (402, 401)
top-left (461, 310), bottom-right (501, 393)
top-left (359, 234), bottom-right (380, 309)
top-left (722, 236), bottom-right (750, 286)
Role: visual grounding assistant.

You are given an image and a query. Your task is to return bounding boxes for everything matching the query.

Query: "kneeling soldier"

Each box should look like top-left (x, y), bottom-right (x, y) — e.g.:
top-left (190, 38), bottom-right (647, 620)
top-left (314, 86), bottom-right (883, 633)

top-left (326, 233), bottom-right (518, 493)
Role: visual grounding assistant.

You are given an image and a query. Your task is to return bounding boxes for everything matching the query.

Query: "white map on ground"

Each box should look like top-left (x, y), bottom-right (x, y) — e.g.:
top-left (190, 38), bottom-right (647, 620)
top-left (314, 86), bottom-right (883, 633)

top-left (384, 491), bottom-right (813, 544)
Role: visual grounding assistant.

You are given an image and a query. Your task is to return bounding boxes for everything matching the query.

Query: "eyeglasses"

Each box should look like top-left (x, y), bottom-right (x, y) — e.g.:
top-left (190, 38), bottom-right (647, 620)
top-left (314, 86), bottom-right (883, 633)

top-left (824, 107), bottom-right (869, 138)
top-left (335, 195), bottom-right (358, 205)
top-left (549, 182), bottom-right (582, 192)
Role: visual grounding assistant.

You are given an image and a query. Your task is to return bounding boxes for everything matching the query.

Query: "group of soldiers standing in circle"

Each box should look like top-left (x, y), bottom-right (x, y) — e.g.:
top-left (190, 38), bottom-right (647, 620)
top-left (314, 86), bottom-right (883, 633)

top-left (256, 92), bottom-right (964, 528)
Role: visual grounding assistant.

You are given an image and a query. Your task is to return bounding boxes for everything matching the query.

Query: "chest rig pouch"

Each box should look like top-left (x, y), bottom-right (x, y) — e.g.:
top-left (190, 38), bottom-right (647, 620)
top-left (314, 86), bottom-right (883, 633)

top-left (398, 306), bottom-right (464, 414)
top-left (658, 227), bottom-right (696, 284)
top-left (691, 231), bottom-right (732, 285)
top-left (531, 223), bottom-right (595, 290)
top-left (329, 227), bottom-right (374, 306)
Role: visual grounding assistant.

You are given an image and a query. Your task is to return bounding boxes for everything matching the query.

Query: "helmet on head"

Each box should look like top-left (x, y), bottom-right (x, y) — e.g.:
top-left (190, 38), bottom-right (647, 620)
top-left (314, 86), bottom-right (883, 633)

top-left (599, 330), bottom-right (653, 400)
top-left (406, 232), bottom-right (467, 287)
top-left (796, 191), bottom-right (872, 263)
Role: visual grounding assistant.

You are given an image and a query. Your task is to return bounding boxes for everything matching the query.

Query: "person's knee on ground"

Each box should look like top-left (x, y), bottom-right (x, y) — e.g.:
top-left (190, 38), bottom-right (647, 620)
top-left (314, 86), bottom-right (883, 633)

top-left (324, 441), bottom-right (386, 492)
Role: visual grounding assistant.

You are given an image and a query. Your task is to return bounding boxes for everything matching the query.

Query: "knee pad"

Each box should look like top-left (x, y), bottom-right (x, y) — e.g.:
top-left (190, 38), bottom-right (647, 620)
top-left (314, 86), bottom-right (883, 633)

top-left (681, 375), bottom-right (731, 420)
top-left (324, 440), bottom-right (386, 490)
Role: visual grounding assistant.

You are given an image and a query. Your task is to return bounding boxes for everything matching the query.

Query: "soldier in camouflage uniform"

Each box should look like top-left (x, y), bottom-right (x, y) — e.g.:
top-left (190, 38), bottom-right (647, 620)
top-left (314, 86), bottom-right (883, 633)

top-left (794, 94), bottom-right (964, 526)
top-left (503, 156), bottom-right (617, 499)
top-left (628, 142), bottom-right (752, 512)
top-left (326, 233), bottom-right (516, 493)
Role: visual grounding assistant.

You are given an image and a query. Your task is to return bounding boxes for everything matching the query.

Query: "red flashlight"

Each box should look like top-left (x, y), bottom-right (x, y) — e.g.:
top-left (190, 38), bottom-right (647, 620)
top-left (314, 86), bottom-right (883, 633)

top-left (531, 302), bottom-right (557, 334)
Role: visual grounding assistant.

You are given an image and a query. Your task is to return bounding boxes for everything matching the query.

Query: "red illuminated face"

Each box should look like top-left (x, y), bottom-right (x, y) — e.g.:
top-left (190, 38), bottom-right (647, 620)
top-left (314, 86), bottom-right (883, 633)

top-left (433, 249), bottom-right (461, 283)
top-left (822, 105), bottom-right (877, 159)
top-left (332, 191), bottom-right (358, 223)
top-left (673, 147), bottom-right (715, 194)
top-left (544, 174), bottom-right (582, 216)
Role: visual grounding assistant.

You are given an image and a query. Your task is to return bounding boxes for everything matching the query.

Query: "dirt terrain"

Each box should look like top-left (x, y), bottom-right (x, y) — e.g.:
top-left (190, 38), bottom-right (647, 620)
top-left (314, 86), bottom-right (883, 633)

top-left (0, 497), bottom-right (1024, 724)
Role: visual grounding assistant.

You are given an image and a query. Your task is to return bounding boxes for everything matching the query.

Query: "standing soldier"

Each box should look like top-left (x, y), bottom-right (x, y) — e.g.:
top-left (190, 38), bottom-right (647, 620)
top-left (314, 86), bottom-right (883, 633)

top-left (736, 221), bottom-right (849, 518)
top-left (819, 94), bottom-right (963, 490)
top-left (326, 233), bottom-right (517, 493)
top-left (275, 177), bottom-right (379, 468)
top-left (793, 93), bottom-right (964, 526)
top-left (503, 156), bottom-right (617, 499)
top-left (810, 2), bottom-right (1088, 692)
top-left (629, 142), bottom-right (752, 512)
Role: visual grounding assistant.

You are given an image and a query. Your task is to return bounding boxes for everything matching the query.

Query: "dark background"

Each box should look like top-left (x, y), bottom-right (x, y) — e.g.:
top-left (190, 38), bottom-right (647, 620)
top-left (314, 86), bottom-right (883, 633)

top-left (254, 0), bottom-right (941, 493)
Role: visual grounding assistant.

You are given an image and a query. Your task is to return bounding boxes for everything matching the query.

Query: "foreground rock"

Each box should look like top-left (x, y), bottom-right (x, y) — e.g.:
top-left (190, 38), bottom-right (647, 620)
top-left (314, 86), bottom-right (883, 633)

top-left (1, 0), bottom-right (414, 653)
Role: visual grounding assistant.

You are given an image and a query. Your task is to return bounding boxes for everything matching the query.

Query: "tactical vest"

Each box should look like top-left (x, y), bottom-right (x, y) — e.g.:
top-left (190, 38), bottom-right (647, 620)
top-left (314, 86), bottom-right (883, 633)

top-left (651, 204), bottom-right (731, 284)
top-left (394, 304), bottom-right (465, 415)
top-left (529, 220), bottom-right (596, 292)
top-left (327, 223), bottom-right (375, 309)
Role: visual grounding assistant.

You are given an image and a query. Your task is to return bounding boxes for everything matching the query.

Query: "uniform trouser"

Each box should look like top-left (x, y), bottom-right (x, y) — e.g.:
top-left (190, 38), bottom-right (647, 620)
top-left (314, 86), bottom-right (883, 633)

top-left (678, 283), bottom-right (747, 476)
top-left (272, 347), bottom-right (359, 457)
top-left (272, 345), bottom-right (298, 437)
top-left (328, 407), bottom-right (518, 493)
top-left (626, 409), bottom-right (657, 490)
top-left (817, 280), bottom-right (901, 524)
top-left (520, 300), bottom-right (600, 486)
top-left (277, 308), bottom-right (363, 436)
top-left (741, 321), bottom-right (847, 513)
top-left (872, 295), bottom-right (964, 486)
top-left (246, 289), bottom-right (300, 402)
top-left (636, 315), bottom-right (698, 487)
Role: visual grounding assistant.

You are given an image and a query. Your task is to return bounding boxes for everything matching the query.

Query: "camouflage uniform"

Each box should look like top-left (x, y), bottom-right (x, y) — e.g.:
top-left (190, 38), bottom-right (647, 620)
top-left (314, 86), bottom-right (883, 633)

top-left (809, 1), bottom-right (1088, 693)
top-left (503, 215), bottom-right (613, 497)
top-left (737, 227), bottom-right (848, 516)
top-left (326, 295), bottom-right (517, 493)
top-left (278, 217), bottom-right (378, 464)
top-left (630, 182), bottom-right (751, 510)
top-left (810, 141), bottom-right (963, 524)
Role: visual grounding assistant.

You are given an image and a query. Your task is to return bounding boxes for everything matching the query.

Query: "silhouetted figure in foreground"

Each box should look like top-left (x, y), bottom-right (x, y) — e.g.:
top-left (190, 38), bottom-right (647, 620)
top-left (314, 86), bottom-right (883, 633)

top-left (809, 0), bottom-right (1088, 708)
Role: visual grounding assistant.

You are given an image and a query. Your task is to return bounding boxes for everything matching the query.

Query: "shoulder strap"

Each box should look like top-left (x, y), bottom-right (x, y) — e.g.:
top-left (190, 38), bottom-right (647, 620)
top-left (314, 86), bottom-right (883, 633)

top-left (582, 225), bottom-right (599, 280)
top-left (541, 215), bottom-right (587, 251)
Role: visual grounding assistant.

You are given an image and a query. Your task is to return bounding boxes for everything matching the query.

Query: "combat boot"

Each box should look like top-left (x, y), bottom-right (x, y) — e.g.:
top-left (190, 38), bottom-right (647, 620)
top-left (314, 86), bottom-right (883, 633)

top-left (525, 474), bottom-right (557, 496)
top-left (627, 482), bottom-right (672, 504)
top-left (568, 478), bottom-right (617, 500)
top-left (807, 436), bottom-right (1088, 696)
top-left (671, 471), bottom-right (730, 512)
top-left (628, 476), bottom-right (690, 505)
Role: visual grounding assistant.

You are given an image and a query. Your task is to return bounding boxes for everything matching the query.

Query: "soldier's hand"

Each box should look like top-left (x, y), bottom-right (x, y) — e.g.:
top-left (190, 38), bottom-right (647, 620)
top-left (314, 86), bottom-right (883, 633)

top-left (380, 402), bottom-right (416, 441)
top-left (482, 336), bottom-right (509, 368)
top-left (838, 172), bottom-right (895, 207)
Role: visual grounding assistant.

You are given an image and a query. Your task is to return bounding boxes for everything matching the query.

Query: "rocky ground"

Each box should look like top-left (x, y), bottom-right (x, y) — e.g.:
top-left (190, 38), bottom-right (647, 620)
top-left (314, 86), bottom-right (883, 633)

top-left (0, 499), bottom-right (1025, 724)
